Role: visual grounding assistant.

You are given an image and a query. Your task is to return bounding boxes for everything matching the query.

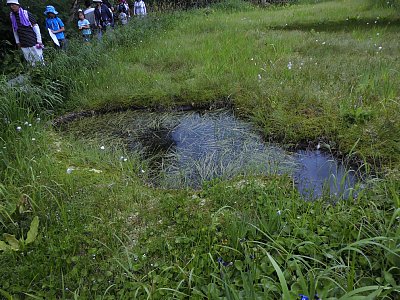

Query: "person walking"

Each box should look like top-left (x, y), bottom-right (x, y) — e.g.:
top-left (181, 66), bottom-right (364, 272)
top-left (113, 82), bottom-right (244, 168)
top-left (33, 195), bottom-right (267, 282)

top-left (84, 0), bottom-right (96, 31)
top-left (7, 0), bottom-right (44, 66)
top-left (93, 0), bottom-right (113, 38)
top-left (44, 5), bottom-right (66, 49)
top-left (117, 0), bottom-right (129, 25)
top-left (133, 0), bottom-right (147, 17)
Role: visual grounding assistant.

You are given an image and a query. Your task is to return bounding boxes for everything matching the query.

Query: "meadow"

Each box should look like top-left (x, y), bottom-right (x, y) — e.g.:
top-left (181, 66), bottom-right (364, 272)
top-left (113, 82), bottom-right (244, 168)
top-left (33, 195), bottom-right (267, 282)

top-left (0, 0), bottom-right (399, 298)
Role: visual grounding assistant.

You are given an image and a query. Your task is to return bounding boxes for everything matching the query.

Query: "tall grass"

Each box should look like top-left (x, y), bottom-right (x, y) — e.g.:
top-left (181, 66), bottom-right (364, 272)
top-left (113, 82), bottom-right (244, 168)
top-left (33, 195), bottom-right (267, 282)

top-left (0, 0), bottom-right (399, 298)
top-left (65, 0), bottom-right (400, 166)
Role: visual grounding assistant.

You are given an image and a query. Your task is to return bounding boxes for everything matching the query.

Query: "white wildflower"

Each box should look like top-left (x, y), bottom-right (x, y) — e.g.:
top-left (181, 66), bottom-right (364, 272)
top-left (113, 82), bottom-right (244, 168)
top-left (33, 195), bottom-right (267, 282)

top-left (100, 145), bottom-right (105, 150)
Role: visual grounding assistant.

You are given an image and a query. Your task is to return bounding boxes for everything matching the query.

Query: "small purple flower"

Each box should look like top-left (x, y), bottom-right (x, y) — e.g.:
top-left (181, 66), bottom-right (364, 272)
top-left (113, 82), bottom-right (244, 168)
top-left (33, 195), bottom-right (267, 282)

top-left (217, 257), bottom-right (233, 267)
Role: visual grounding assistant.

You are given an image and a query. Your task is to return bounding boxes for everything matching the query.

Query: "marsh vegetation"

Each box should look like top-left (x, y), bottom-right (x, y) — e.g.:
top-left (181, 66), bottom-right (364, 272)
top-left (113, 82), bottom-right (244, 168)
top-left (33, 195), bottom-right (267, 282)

top-left (1, 0), bottom-right (399, 298)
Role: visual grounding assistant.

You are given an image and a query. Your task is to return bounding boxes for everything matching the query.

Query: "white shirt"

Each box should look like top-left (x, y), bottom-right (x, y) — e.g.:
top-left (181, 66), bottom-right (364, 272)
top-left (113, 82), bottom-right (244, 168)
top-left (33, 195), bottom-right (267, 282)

top-left (84, 7), bottom-right (95, 26)
top-left (134, 0), bottom-right (147, 16)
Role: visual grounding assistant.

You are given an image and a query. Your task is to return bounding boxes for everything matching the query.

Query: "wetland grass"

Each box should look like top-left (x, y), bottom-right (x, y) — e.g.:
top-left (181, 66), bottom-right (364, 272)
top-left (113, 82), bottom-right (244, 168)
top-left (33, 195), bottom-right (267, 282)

top-left (0, 0), bottom-right (399, 298)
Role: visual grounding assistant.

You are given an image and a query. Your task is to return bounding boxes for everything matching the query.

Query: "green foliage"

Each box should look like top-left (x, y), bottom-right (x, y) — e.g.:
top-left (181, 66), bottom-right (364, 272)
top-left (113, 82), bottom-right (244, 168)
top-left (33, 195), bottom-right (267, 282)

top-left (211, 0), bottom-right (255, 12)
top-left (0, 216), bottom-right (39, 252)
top-left (0, 0), bottom-right (399, 298)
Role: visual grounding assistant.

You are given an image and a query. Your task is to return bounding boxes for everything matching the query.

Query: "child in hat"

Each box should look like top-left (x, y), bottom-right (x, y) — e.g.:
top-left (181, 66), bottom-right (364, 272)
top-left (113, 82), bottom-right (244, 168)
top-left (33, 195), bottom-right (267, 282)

top-left (7, 0), bottom-right (44, 66)
top-left (44, 5), bottom-right (66, 49)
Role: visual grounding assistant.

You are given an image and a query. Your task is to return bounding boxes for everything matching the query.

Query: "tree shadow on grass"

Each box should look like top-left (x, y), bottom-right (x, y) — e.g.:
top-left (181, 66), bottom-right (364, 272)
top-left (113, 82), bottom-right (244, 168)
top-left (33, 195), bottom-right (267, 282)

top-left (269, 17), bottom-right (400, 32)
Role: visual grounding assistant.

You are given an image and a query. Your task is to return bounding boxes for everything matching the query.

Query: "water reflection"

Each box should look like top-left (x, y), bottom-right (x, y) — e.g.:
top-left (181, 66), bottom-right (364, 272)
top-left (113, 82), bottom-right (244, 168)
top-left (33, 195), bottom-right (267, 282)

top-left (294, 150), bottom-right (357, 199)
top-left (67, 109), bottom-right (360, 198)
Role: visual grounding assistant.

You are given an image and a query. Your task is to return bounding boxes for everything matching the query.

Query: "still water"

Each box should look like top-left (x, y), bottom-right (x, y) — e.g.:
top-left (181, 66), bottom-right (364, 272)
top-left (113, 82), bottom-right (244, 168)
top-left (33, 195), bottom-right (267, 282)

top-left (67, 109), bottom-right (358, 198)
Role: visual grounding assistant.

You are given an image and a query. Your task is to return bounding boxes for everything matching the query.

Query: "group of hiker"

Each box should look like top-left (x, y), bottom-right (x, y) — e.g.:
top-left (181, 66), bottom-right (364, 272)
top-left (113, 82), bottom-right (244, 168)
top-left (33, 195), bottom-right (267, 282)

top-left (6, 0), bottom-right (147, 65)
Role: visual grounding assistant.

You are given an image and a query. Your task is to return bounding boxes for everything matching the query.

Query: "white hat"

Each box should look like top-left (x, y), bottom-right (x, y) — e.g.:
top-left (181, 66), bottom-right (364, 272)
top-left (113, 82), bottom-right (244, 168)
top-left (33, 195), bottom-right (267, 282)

top-left (7, 0), bottom-right (20, 5)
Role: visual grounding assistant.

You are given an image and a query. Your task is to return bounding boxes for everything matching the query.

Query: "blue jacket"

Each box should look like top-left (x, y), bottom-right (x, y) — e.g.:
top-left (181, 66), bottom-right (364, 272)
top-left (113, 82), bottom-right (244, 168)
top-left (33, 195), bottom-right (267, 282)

top-left (45, 17), bottom-right (65, 40)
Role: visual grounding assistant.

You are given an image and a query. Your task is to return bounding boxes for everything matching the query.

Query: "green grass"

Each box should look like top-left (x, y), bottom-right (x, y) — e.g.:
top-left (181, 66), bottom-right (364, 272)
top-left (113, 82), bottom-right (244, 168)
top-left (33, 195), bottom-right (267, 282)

top-left (70, 0), bottom-right (400, 165)
top-left (0, 0), bottom-right (399, 298)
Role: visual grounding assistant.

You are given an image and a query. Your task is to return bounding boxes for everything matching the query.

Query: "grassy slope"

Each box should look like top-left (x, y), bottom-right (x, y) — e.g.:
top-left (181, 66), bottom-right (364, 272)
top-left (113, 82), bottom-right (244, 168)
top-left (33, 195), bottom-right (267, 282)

top-left (0, 0), bottom-right (399, 299)
top-left (74, 0), bottom-right (400, 165)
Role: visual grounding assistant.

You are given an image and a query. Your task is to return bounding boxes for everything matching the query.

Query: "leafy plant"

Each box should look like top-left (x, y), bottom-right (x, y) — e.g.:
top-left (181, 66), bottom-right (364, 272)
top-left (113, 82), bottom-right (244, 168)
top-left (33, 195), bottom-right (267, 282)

top-left (0, 216), bottom-right (39, 252)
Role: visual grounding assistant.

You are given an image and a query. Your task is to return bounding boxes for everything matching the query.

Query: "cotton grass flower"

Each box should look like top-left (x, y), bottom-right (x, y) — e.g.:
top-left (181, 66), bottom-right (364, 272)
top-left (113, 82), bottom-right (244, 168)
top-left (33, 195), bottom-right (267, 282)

top-left (16, 126), bottom-right (22, 131)
top-left (100, 145), bottom-right (105, 150)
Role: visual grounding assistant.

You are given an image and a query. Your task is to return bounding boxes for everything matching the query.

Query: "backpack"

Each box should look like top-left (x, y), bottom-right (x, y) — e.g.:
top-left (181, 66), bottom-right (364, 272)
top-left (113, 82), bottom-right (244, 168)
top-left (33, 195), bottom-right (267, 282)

top-left (118, 3), bottom-right (127, 13)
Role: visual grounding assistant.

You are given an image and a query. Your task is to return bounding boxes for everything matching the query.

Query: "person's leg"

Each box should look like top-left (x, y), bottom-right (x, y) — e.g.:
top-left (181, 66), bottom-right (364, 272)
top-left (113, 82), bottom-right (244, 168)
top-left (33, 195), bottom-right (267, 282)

top-left (61, 39), bottom-right (68, 50)
top-left (31, 47), bottom-right (44, 66)
top-left (21, 47), bottom-right (44, 66)
top-left (83, 34), bottom-right (91, 42)
top-left (97, 28), bottom-right (103, 40)
top-left (21, 47), bottom-right (31, 63)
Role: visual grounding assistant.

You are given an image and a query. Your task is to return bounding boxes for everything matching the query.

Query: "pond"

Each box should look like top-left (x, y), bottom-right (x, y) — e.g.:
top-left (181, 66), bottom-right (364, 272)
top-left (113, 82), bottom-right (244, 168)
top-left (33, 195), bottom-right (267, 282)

top-left (65, 108), bottom-right (359, 199)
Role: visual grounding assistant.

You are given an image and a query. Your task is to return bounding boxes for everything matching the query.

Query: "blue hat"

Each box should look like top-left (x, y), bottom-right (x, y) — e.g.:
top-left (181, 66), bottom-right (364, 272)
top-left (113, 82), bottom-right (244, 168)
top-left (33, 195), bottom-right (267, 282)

top-left (44, 5), bottom-right (58, 15)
